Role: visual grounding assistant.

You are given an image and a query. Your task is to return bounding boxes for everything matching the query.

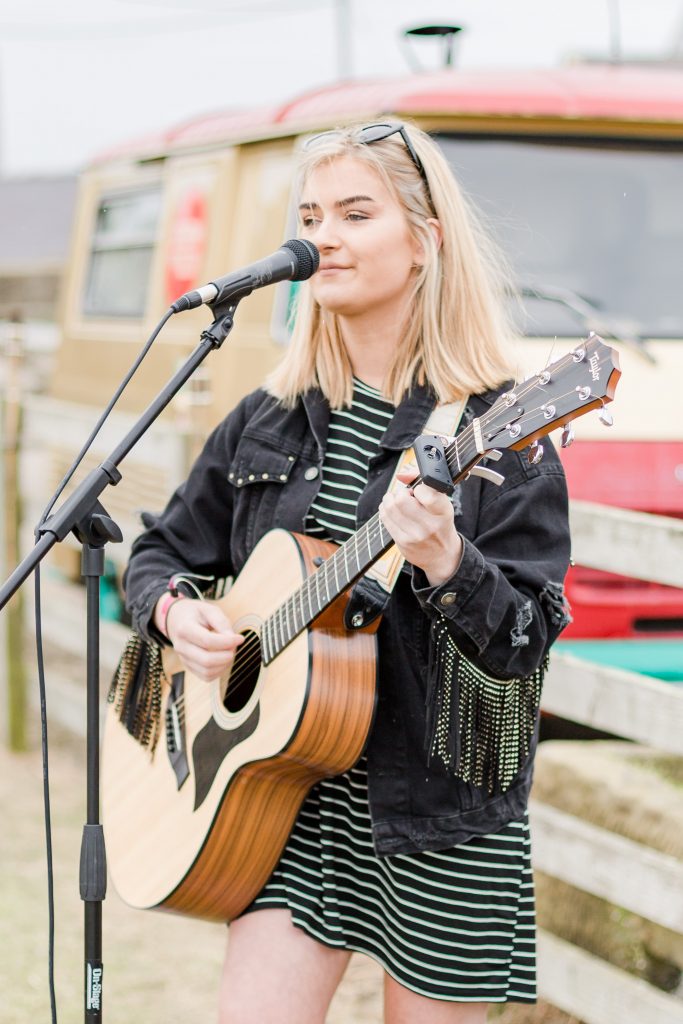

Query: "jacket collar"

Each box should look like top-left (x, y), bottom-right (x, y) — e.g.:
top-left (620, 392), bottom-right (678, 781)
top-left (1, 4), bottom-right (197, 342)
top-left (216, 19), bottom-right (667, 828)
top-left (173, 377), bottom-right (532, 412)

top-left (378, 383), bottom-right (438, 451)
top-left (301, 382), bottom-right (438, 456)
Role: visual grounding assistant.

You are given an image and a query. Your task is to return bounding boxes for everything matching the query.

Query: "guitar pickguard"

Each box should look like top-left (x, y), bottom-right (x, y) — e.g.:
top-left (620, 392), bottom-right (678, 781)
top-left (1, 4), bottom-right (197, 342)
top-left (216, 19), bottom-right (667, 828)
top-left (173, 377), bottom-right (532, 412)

top-left (191, 704), bottom-right (260, 811)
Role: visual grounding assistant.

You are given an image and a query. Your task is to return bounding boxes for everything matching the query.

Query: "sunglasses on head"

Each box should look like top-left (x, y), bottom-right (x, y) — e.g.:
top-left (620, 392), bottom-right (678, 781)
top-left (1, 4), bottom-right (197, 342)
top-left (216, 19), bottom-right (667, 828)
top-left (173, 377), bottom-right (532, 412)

top-left (304, 122), bottom-right (432, 204)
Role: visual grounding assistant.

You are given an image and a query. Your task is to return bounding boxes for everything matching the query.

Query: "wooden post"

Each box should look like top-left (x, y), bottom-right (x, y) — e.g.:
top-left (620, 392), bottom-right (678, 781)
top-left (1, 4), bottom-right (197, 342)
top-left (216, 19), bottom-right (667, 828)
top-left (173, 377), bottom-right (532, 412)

top-left (1, 313), bottom-right (27, 751)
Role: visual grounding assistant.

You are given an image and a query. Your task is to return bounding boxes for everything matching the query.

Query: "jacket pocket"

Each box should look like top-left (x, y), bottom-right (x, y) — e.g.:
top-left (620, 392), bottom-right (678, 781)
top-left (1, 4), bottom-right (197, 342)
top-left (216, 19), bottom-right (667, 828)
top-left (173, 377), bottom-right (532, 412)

top-left (227, 442), bottom-right (298, 563)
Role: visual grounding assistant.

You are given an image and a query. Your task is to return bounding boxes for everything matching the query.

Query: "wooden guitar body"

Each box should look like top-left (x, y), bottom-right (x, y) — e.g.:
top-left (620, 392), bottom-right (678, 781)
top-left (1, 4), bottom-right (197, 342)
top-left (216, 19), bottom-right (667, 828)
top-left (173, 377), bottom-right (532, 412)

top-left (102, 529), bottom-right (377, 922)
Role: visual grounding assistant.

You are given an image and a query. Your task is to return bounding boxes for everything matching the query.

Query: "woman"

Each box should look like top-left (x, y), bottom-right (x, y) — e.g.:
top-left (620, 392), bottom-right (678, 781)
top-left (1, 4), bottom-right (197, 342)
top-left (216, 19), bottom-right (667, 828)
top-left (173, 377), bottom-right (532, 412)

top-left (124, 122), bottom-right (571, 1023)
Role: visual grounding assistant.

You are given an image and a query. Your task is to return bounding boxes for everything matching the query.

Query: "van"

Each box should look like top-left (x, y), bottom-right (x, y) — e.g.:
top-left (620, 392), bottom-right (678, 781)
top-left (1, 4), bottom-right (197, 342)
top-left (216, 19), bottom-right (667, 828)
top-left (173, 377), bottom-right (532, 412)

top-left (29, 64), bottom-right (683, 638)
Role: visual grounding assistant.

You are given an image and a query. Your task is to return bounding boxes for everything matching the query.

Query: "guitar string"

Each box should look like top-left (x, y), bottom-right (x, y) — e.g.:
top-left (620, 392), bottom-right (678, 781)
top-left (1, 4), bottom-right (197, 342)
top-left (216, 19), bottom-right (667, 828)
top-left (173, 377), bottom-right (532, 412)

top-left (214, 353), bottom-right (608, 701)
top-left (220, 365), bottom-right (605, 700)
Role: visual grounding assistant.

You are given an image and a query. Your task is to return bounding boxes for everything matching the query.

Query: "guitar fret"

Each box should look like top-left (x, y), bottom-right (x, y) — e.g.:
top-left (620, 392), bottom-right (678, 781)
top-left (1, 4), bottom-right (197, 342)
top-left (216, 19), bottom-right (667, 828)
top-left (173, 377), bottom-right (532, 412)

top-left (322, 564), bottom-right (332, 605)
top-left (283, 598), bottom-right (294, 646)
top-left (262, 619), bottom-right (271, 664)
top-left (317, 561), bottom-right (325, 614)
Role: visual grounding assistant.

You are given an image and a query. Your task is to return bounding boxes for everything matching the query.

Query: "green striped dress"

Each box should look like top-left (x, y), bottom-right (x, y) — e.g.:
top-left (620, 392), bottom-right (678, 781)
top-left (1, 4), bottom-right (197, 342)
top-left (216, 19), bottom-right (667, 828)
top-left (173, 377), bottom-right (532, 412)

top-left (243, 378), bottom-right (536, 1004)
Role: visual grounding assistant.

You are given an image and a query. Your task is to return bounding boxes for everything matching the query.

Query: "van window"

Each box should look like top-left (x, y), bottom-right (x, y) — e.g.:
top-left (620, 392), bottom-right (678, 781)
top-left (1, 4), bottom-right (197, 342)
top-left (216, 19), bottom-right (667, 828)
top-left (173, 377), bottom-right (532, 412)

top-left (84, 187), bottom-right (162, 317)
top-left (437, 136), bottom-right (683, 340)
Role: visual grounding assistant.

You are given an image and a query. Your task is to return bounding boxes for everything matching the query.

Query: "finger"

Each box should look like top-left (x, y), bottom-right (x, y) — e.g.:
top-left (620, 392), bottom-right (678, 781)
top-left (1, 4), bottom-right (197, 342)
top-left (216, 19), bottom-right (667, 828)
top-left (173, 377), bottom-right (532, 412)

top-left (395, 466), bottom-right (419, 487)
top-left (173, 632), bottom-right (241, 671)
top-left (173, 603), bottom-right (244, 650)
top-left (182, 651), bottom-right (237, 683)
top-left (184, 622), bottom-right (244, 652)
top-left (197, 601), bottom-right (237, 634)
top-left (410, 481), bottom-right (453, 514)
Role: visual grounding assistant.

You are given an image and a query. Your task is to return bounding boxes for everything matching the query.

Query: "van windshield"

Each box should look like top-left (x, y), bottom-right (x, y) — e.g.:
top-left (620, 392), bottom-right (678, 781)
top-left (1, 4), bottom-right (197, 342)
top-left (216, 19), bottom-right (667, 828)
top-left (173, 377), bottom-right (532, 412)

top-left (437, 136), bottom-right (683, 339)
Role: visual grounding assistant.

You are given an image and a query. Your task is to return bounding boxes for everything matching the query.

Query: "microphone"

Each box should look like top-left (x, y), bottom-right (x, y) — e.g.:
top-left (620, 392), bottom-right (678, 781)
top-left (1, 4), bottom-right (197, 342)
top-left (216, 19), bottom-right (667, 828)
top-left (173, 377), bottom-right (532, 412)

top-left (170, 238), bottom-right (320, 313)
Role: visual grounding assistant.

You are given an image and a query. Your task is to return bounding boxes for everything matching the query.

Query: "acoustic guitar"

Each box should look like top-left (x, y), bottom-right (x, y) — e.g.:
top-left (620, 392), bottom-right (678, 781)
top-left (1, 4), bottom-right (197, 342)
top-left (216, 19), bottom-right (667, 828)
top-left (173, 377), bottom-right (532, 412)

top-left (102, 335), bottom-right (620, 922)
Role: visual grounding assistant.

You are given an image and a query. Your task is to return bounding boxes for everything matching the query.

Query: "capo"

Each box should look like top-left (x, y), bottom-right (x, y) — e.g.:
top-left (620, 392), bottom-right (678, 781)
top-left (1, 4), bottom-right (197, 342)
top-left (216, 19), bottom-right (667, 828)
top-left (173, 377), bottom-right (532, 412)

top-left (413, 434), bottom-right (455, 496)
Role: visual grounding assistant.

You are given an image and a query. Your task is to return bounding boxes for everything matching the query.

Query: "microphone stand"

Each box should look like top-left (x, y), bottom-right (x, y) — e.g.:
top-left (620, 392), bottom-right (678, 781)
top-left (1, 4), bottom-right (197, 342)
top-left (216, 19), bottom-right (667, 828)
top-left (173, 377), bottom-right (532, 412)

top-left (0, 303), bottom-right (238, 1023)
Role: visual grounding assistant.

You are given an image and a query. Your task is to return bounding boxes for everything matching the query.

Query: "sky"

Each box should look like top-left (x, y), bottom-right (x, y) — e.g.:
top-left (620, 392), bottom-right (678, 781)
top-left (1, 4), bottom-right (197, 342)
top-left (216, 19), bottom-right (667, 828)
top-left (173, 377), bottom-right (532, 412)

top-left (1, 0), bottom-right (682, 177)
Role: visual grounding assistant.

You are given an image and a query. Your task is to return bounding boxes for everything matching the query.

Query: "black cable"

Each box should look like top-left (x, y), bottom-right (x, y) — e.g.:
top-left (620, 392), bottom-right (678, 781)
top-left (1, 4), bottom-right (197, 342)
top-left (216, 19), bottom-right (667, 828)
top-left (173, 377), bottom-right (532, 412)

top-left (31, 304), bottom-right (176, 1023)
top-left (39, 306), bottom-right (175, 527)
top-left (35, 564), bottom-right (58, 1023)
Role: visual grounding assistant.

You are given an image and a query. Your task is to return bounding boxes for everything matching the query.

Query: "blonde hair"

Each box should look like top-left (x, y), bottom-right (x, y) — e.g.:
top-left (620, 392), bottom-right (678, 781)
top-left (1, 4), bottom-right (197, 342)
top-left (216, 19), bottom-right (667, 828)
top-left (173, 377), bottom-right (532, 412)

top-left (267, 122), bottom-right (519, 408)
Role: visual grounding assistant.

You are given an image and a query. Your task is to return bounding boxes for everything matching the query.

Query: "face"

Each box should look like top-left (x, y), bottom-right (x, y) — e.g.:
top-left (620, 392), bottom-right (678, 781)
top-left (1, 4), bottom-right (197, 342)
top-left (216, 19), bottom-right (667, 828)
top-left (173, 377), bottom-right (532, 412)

top-left (298, 155), bottom-right (422, 320)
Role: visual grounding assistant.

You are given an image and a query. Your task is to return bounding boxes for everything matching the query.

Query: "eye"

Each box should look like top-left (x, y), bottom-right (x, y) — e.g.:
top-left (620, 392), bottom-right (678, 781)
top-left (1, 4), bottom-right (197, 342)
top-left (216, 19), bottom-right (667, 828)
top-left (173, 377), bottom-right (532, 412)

top-left (300, 214), bottom-right (319, 229)
top-left (346, 211), bottom-right (368, 222)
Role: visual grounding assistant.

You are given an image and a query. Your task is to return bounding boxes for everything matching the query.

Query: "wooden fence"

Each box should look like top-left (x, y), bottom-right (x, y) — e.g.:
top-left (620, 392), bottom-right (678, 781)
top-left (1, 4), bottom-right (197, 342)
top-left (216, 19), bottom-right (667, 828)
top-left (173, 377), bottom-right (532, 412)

top-left (535, 501), bottom-right (683, 1024)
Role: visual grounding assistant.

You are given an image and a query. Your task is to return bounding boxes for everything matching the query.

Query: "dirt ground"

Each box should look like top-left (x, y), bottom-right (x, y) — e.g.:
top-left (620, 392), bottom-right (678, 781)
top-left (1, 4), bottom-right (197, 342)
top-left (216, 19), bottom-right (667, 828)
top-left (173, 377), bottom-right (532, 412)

top-left (1, 723), bottom-right (382, 1024)
top-left (1, 717), bottom-right (578, 1024)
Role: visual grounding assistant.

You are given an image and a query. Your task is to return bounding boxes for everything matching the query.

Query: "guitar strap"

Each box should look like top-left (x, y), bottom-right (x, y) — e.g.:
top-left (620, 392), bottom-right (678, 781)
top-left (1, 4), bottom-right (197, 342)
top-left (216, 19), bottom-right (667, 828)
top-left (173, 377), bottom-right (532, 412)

top-left (343, 397), bottom-right (468, 630)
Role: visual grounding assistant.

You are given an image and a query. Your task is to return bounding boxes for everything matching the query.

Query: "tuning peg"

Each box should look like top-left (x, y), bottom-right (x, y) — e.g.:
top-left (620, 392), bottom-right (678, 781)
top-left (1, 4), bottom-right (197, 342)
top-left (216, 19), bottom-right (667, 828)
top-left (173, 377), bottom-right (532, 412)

top-left (469, 465), bottom-right (505, 486)
top-left (527, 440), bottom-right (544, 465)
top-left (561, 423), bottom-right (575, 448)
top-left (599, 406), bottom-right (614, 427)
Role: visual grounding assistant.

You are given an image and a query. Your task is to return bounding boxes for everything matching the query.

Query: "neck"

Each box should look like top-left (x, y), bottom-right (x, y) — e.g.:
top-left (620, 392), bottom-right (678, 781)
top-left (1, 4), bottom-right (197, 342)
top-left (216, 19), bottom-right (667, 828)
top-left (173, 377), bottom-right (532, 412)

top-left (337, 300), bottom-right (410, 390)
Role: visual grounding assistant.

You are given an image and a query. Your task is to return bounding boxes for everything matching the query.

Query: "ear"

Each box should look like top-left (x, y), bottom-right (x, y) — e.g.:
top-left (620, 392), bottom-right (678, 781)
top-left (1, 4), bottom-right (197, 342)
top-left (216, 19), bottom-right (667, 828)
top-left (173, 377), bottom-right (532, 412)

top-left (427, 218), bottom-right (443, 252)
top-left (413, 218), bottom-right (443, 266)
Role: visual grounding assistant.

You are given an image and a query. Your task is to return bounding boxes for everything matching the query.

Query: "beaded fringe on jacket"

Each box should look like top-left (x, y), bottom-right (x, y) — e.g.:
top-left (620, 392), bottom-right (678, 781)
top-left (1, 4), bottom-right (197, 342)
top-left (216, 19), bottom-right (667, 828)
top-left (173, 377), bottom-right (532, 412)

top-left (425, 618), bottom-right (545, 793)
top-left (107, 632), bottom-right (164, 754)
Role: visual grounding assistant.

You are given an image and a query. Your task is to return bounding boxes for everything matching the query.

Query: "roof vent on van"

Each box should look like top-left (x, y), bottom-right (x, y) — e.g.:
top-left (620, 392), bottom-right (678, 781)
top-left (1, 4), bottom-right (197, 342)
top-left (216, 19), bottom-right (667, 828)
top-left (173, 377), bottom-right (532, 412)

top-left (402, 25), bottom-right (464, 71)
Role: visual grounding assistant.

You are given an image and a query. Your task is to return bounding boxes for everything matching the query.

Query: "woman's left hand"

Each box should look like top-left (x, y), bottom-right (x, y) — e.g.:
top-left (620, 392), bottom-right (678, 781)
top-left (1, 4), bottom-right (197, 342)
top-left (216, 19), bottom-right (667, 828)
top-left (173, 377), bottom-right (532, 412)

top-left (379, 468), bottom-right (463, 586)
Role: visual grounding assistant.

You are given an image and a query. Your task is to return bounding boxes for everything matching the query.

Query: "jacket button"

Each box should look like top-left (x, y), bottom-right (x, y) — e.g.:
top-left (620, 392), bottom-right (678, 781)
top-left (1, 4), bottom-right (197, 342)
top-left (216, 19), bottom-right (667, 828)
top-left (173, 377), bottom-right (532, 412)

top-left (440, 592), bottom-right (457, 606)
top-left (304, 466), bottom-right (319, 481)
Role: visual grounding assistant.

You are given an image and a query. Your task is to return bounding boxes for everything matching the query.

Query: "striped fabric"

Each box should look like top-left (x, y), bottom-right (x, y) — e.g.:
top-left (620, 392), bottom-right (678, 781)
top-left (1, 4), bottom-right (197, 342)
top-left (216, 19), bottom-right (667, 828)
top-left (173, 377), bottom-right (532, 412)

top-left (304, 377), bottom-right (394, 544)
top-left (244, 379), bottom-right (537, 1004)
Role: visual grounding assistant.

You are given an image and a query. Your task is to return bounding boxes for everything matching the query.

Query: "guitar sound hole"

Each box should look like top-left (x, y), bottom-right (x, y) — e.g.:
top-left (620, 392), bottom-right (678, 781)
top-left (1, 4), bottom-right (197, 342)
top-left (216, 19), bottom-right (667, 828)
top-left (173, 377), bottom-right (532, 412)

top-left (223, 629), bottom-right (262, 714)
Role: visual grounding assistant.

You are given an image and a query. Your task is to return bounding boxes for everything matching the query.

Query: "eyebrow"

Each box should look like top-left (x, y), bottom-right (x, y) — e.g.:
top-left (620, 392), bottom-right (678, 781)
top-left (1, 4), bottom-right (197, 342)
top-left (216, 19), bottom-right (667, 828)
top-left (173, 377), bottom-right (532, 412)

top-left (298, 194), bottom-right (377, 211)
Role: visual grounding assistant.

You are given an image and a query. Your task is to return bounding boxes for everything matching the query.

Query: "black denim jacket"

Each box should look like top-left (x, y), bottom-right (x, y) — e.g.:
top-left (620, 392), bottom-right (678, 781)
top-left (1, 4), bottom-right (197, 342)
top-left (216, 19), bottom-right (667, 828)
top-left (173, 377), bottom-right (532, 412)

top-left (124, 383), bottom-right (571, 855)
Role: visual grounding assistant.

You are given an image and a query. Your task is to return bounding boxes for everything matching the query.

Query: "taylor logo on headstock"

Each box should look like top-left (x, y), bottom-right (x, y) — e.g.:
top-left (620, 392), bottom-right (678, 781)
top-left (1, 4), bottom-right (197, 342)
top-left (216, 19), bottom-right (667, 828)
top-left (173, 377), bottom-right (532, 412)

top-left (589, 353), bottom-right (601, 381)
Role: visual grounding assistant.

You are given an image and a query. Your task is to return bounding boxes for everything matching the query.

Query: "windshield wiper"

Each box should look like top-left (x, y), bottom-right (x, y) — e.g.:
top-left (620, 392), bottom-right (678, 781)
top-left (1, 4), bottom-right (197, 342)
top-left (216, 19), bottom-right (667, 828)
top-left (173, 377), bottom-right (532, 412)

top-left (517, 282), bottom-right (656, 365)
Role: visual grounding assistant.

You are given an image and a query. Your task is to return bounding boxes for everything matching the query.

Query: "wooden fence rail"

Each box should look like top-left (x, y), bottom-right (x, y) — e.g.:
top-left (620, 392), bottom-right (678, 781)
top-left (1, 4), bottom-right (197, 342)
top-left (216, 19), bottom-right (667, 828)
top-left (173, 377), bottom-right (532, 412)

top-left (537, 502), bottom-right (683, 1024)
top-left (569, 499), bottom-right (683, 589)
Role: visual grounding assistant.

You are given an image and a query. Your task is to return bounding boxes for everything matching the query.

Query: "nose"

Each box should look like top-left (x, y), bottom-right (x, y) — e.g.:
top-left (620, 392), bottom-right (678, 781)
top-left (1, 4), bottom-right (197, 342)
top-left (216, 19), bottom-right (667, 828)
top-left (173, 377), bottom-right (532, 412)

top-left (312, 217), bottom-right (342, 252)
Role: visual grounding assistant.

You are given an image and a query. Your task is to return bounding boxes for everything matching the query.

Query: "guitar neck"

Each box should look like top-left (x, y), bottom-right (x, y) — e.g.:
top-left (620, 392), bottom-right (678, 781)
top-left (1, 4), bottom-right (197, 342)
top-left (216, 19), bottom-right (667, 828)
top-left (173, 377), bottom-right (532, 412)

top-left (257, 335), bottom-right (622, 666)
top-left (260, 511), bottom-right (393, 664)
top-left (260, 422), bottom-right (481, 665)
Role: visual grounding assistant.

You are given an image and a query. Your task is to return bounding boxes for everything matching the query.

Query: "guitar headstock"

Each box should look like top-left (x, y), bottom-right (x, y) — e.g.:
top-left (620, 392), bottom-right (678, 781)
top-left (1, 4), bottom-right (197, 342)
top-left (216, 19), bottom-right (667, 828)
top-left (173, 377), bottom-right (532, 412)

top-left (481, 334), bottom-right (621, 453)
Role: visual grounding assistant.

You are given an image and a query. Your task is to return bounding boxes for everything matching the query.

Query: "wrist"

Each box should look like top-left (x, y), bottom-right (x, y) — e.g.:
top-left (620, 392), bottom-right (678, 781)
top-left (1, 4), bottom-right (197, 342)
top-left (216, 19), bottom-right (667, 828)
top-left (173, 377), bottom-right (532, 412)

top-left (424, 533), bottom-right (463, 587)
top-left (156, 592), bottom-right (187, 639)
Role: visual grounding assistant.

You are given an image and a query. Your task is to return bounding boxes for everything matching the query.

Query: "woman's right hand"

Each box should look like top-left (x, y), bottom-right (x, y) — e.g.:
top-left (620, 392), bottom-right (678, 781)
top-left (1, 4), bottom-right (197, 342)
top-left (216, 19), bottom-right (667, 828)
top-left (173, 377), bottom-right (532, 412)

top-left (155, 598), bottom-right (244, 682)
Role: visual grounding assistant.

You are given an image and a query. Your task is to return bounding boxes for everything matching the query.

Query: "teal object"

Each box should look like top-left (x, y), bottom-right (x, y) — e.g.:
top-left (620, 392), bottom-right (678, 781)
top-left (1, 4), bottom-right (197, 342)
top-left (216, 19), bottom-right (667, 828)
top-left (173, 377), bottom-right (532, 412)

top-left (556, 639), bottom-right (683, 683)
top-left (99, 559), bottom-right (123, 622)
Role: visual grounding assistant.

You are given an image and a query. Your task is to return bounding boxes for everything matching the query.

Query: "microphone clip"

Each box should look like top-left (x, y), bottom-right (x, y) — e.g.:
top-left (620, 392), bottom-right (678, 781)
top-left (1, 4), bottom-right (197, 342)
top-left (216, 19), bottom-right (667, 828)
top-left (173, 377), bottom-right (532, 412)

top-left (200, 303), bottom-right (238, 349)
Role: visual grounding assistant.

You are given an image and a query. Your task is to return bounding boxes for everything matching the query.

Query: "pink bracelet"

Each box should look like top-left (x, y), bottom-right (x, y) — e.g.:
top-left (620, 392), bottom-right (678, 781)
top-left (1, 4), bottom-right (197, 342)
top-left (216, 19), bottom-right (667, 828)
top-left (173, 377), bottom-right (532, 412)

top-left (158, 592), bottom-right (186, 638)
